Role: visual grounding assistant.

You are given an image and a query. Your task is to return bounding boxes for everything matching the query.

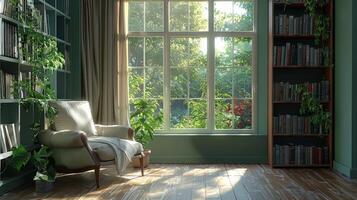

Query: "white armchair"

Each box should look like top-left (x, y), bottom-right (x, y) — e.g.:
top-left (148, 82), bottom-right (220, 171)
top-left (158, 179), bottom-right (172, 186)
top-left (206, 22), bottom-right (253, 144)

top-left (39, 101), bottom-right (144, 188)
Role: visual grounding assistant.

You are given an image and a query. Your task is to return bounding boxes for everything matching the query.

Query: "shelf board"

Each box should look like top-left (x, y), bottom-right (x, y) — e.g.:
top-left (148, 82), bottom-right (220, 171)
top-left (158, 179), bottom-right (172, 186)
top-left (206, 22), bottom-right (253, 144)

top-left (273, 134), bottom-right (328, 137)
top-left (272, 164), bottom-right (330, 168)
top-left (0, 99), bottom-right (20, 103)
top-left (273, 101), bottom-right (329, 104)
top-left (273, 3), bottom-right (306, 9)
top-left (0, 14), bottom-right (19, 25)
top-left (273, 65), bottom-right (330, 69)
top-left (274, 35), bottom-right (315, 40)
top-left (0, 55), bottom-right (19, 64)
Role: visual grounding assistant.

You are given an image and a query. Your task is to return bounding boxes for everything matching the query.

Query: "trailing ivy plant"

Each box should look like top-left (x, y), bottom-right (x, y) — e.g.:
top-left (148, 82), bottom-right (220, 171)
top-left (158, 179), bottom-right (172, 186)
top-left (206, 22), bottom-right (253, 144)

top-left (303, 0), bottom-right (330, 47)
top-left (298, 86), bottom-right (332, 134)
top-left (8, 0), bottom-right (65, 178)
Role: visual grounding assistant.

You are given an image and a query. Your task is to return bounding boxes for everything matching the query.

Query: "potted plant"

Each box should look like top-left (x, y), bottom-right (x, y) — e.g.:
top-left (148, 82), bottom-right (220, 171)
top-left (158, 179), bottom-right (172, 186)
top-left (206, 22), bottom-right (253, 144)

top-left (130, 99), bottom-right (163, 168)
top-left (33, 146), bottom-right (56, 193)
top-left (8, 0), bottom-right (64, 193)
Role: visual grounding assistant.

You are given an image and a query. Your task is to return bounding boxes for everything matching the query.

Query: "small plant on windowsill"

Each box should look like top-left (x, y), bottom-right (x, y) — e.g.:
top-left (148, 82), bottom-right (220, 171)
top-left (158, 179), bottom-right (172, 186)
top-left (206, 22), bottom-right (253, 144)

top-left (298, 86), bottom-right (332, 135)
top-left (7, 0), bottom-right (64, 193)
top-left (130, 99), bottom-right (163, 168)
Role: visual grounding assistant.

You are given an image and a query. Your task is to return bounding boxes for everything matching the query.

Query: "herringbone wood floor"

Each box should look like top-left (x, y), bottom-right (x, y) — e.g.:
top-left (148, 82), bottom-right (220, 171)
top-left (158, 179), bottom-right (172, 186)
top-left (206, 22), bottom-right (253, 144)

top-left (1, 164), bottom-right (357, 200)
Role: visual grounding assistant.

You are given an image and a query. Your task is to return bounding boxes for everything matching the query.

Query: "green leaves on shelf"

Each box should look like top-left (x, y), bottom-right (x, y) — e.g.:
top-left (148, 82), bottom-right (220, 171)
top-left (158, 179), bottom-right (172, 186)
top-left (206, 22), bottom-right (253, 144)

top-left (303, 0), bottom-right (330, 47)
top-left (9, 145), bottom-right (31, 172)
top-left (130, 99), bottom-right (163, 149)
top-left (298, 86), bottom-right (332, 134)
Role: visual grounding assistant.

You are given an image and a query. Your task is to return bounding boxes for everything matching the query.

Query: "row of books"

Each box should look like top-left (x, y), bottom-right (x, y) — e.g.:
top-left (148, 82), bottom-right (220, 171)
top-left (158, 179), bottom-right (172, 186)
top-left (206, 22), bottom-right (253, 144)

top-left (273, 43), bottom-right (326, 66)
top-left (273, 0), bottom-right (305, 3)
top-left (0, 19), bottom-right (18, 58)
top-left (273, 144), bottom-right (329, 165)
top-left (0, 70), bottom-right (15, 99)
top-left (0, 70), bottom-right (36, 99)
top-left (273, 115), bottom-right (325, 135)
top-left (273, 81), bottom-right (329, 102)
top-left (274, 14), bottom-right (314, 36)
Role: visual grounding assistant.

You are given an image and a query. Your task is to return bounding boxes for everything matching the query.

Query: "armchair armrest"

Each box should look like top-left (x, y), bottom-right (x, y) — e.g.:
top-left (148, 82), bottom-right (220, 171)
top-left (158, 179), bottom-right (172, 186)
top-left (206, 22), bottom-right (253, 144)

top-left (40, 130), bottom-right (88, 148)
top-left (95, 125), bottom-right (134, 140)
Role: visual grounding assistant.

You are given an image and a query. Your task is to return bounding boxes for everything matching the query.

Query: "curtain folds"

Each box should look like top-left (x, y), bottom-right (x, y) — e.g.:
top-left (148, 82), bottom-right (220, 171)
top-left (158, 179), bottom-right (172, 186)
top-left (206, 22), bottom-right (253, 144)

top-left (81, 0), bottom-right (129, 125)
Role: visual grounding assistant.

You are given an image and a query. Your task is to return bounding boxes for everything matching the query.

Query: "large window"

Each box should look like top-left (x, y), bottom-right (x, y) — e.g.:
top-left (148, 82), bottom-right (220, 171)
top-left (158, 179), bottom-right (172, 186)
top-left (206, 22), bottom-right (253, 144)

top-left (128, 0), bottom-right (256, 133)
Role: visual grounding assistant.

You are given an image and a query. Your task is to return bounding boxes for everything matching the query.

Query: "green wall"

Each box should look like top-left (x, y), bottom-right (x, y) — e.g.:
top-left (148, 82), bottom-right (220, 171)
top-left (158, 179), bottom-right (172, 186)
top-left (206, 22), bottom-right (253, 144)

top-left (69, 0), bottom-right (82, 99)
top-left (334, 0), bottom-right (357, 178)
top-left (150, 1), bottom-right (269, 164)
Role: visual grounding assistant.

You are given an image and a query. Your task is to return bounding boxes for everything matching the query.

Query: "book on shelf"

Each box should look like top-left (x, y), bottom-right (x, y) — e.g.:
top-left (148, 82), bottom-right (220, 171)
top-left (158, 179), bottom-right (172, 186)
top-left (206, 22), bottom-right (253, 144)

top-left (273, 144), bottom-right (329, 166)
top-left (273, 0), bottom-right (328, 4)
top-left (274, 14), bottom-right (314, 36)
top-left (273, 43), bottom-right (326, 66)
top-left (0, 0), bottom-right (14, 17)
top-left (273, 81), bottom-right (329, 102)
top-left (273, 115), bottom-right (325, 135)
top-left (0, 70), bottom-right (16, 99)
top-left (0, 19), bottom-right (18, 58)
top-left (273, 0), bottom-right (304, 3)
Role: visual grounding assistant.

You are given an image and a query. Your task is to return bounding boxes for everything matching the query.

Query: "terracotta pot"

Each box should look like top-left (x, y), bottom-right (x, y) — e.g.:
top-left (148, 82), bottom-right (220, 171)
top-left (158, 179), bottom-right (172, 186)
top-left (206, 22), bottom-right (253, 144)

top-left (132, 150), bottom-right (151, 168)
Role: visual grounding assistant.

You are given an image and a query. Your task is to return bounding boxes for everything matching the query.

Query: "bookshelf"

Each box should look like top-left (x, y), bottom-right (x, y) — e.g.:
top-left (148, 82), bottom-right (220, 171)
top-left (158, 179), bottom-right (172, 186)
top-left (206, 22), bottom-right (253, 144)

top-left (268, 0), bottom-right (334, 168)
top-left (0, 0), bottom-right (72, 193)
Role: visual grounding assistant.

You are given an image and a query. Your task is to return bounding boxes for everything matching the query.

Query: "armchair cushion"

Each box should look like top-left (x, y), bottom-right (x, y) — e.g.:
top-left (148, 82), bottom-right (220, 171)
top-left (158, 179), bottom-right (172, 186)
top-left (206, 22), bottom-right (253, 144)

top-left (89, 137), bottom-right (143, 162)
top-left (40, 129), bottom-right (87, 148)
top-left (50, 101), bottom-right (97, 136)
top-left (95, 125), bottom-right (132, 140)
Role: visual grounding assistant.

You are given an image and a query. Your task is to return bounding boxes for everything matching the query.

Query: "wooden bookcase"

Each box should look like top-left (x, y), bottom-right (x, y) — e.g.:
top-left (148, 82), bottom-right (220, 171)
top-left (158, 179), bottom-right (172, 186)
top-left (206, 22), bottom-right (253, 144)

top-left (268, 0), bottom-right (334, 168)
top-left (0, 0), bottom-right (71, 190)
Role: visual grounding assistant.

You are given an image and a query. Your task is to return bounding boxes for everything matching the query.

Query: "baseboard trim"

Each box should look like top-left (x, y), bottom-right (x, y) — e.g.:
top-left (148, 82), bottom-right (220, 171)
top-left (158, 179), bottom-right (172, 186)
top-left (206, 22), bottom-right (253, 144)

top-left (150, 156), bottom-right (267, 164)
top-left (333, 160), bottom-right (357, 178)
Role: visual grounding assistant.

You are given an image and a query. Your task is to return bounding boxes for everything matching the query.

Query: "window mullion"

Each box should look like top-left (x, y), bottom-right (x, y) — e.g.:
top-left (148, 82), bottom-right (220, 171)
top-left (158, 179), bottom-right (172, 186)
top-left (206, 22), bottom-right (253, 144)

top-left (207, 0), bottom-right (215, 131)
top-left (163, 0), bottom-right (170, 130)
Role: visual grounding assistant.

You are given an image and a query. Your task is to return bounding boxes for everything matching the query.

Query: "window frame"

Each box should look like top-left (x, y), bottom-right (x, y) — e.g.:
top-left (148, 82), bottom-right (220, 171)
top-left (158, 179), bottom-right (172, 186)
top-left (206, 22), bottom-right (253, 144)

top-left (127, 0), bottom-right (257, 134)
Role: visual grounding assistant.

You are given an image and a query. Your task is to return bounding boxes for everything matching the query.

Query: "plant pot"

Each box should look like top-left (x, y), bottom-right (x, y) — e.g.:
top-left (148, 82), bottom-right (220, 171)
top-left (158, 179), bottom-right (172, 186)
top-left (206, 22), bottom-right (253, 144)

top-left (132, 150), bottom-right (151, 168)
top-left (35, 180), bottom-right (54, 193)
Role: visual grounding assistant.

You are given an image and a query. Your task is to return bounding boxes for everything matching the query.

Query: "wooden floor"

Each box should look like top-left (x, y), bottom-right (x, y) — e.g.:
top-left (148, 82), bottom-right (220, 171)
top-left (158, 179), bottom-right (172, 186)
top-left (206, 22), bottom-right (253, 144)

top-left (1, 164), bottom-right (357, 200)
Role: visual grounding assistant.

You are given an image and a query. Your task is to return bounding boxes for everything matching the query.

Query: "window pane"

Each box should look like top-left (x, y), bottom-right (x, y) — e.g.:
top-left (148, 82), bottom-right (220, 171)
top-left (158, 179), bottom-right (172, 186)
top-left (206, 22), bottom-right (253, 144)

top-left (233, 37), bottom-right (253, 67)
top-left (145, 37), bottom-right (164, 67)
top-left (171, 68), bottom-right (188, 99)
top-left (215, 99), bottom-right (252, 129)
top-left (145, 68), bottom-right (163, 98)
top-left (233, 67), bottom-right (252, 99)
top-left (189, 68), bottom-right (207, 98)
top-left (215, 99), bottom-right (233, 129)
top-left (129, 68), bottom-right (144, 99)
top-left (128, 37), bottom-right (144, 67)
top-left (214, 1), bottom-right (254, 32)
top-left (215, 37), bottom-right (252, 67)
top-left (215, 68), bottom-right (233, 98)
top-left (145, 1), bottom-right (164, 32)
top-left (170, 1), bottom-right (208, 32)
top-left (170, 37), bottom-right (207, 67)
top-left (171, 100), bottom-right (207, 128)
top-left (128, 2), bottom-right (144, 32)
top-left (128, 1), bottom-right (164, 32)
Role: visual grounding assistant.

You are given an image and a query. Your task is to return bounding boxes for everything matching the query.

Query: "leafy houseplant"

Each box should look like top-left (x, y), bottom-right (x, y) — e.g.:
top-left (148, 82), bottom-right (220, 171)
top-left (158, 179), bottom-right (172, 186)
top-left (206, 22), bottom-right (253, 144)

top-left (7, 0), bottom-right (64, 192)
top-left (130, 99), bottom-right (163, 167)
top-left (298, 86), bottom-right (332, 134)
top-left (33, 146), bottom-right (56, 193)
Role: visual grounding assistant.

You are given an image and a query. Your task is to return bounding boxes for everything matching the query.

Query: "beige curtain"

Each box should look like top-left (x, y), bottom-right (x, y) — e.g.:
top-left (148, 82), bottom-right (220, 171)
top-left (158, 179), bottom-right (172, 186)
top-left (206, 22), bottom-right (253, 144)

top-left (81, 0), bottom-right (129, 125)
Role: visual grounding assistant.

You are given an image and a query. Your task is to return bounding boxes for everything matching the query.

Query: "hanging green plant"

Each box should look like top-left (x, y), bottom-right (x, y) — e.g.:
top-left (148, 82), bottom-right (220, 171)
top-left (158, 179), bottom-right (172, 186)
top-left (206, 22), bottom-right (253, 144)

top-left (298, 86), bottom-right (332, 134)
top-left (8, 0), bottom-right (64, 177)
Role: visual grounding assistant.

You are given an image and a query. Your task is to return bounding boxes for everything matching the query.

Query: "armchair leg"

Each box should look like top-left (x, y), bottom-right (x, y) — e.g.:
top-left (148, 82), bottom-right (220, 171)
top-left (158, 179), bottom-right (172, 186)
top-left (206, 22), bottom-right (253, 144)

top-left (95, 166), bottom-right (100, 188)
top-left (140, 156), bottom-right (144, 176)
